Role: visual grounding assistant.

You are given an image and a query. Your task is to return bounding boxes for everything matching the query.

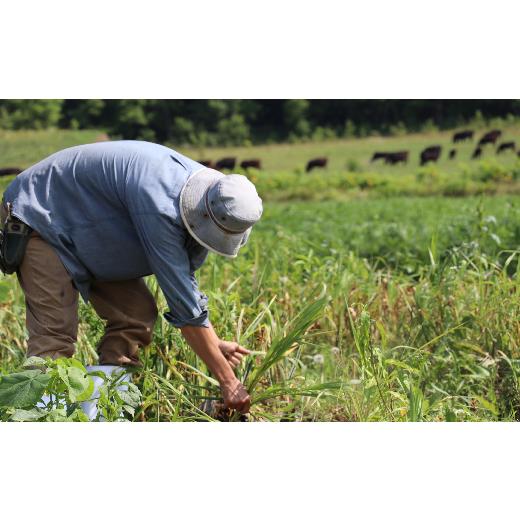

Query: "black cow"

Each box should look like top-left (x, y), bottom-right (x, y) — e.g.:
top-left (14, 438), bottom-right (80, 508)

top-left (0, 167), bottom-right (22, 177)
top-left (472, 147), bottom-right (482, 159)
top-left (420, 145), bottom-right (442, 166)
top-left (306, 157), bottom-right (328, 173)
top-left (478, 129), bottom-right (502, 146)
top-left (240, 159), bottom-right (262, 170)
top-left (385, 151), bottom-right (409, 165)
top-left (215, 157), bottom-right (236, 170)
top-left (371, 152), bottom-right (389, 163)
top-left (198, 160), bottom-right (213, 168)
top-left (449, 149), bottom-right (457, 160)
top-left (496, 141), bottom-right (515, 154)
top-left (371, 151), bottom-right (408, 165)
top-left (453, 130), bottom-right (474, 143)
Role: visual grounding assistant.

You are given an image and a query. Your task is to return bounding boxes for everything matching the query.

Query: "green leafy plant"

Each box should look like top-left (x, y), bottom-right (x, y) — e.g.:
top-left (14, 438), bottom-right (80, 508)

top-left (0, 357), bottom-right (141, 422)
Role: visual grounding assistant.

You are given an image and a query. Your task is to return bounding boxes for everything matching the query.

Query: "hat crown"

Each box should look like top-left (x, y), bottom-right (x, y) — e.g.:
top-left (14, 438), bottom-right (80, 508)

top-left (207, 174), bottom-right (263, 233)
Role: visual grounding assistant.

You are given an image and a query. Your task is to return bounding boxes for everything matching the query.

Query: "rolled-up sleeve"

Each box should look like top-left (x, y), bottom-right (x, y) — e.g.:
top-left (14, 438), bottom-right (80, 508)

top-left (131, 212), bottom-right (210, 328)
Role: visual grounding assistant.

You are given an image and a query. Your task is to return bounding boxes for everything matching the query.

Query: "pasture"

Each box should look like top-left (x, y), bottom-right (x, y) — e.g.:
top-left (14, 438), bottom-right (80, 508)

top-left (1, 128), bottom-right (520, 420)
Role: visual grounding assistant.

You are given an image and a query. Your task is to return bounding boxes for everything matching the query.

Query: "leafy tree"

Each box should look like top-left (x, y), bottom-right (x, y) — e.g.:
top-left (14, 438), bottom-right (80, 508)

top-left (284, 99), bottom-right (311, 139)
top-left (0, 100), bottom-right (63, 129)
top-left (216, 113), bottom-right (251, 146)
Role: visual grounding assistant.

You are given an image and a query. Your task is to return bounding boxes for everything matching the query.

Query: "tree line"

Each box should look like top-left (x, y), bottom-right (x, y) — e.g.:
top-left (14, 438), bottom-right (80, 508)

top-left (0, 100), bottom-right (519, 147)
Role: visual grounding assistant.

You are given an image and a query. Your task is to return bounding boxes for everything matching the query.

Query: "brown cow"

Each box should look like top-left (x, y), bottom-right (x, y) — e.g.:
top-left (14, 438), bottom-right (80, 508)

top-left (306, 157), bottom-right (328, 172)
top-left (420, 145), bottom-right (442, 166)
top-left (478, 129), bottom-right (502, 146)
top-left (215, 157), bottom-right (237, 170)
top-left (452, 130), bottom-right (474, 143)
top-left (449, 149), bottom-right (457, 160)
top-left (385, 151), bottom-right (409, 165)
top-left (0, 167), bottom-right (23, 177)
top-left (472, 147), bottom-right (482, 159)
top-left (198, 160), bottom-right (213, 168)
top-left (496, 141), bottom-right (515, 154)
top-left (240, 159), bottom-right (262, 170)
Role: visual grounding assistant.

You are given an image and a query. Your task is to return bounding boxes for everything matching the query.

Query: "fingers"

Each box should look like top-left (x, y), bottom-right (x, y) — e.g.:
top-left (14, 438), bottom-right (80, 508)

top-left (219, 341), bottom-right (250, 357)
top-left (238, 398), bottom-right (251, 414)
top-left (236, 345), bottom-right (251, 355)
top-left (222, 381), bottom-right (251, 414)
top-left (229, 355), bottom-right (242, 368)
top-left (227, 355), bottom-right (242, 369)
top-left (231, 396), bottom-right (250, 414)
top-left (232, 354), bottom-right (243, 364)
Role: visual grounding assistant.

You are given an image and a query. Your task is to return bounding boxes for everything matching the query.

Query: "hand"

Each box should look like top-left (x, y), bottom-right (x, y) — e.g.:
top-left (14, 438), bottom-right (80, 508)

top-left (221, 378), bottom-right (251, 414)
top-left (218, 340), bottom-right (250, 369)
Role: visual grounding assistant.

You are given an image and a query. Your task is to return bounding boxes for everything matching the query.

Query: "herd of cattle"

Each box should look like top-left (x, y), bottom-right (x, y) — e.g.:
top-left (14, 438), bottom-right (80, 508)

top-left (196, 157), bottom-right (330, 173)
top-left (0, 129), bottom-right (519, 178)
top-left (369, 129), bottom-right (519, 167)
top-left (197, 128), bottom-right (520, 173)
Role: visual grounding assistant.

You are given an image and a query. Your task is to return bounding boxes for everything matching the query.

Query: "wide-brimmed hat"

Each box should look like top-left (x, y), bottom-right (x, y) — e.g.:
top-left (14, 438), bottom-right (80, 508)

top-left (179, 168), bottom-right (263, 258)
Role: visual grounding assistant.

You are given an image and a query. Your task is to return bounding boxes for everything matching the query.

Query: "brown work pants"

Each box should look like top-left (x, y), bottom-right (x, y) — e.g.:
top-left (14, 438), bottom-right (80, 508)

top-left (1, 204), bottom-right (158, 366)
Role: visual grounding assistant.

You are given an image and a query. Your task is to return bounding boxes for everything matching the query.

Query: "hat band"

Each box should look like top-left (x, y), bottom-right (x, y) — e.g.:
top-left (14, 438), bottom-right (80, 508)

top-left (204, 189), bottom-right (245, 235)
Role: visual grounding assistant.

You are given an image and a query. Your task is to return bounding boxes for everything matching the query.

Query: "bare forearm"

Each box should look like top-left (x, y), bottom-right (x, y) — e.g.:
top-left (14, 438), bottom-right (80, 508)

top-left (181, 323), bottom-right (236, 385)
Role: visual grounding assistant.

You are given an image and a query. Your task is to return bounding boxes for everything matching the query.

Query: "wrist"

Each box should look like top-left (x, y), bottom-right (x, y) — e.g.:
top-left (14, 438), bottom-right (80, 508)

top-left (217, 371), bottom-right (239, 388)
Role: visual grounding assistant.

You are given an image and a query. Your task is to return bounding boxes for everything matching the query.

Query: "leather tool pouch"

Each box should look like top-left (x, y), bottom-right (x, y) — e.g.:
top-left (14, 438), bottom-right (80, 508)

top-left (0, 203), bottom-right (32, 275)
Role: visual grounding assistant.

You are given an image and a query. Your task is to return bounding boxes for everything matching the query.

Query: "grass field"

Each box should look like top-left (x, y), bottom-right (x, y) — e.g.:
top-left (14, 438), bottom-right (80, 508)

top-left (178, 126), bottom-right (520, 175)
top-left (2, 127), bottom-right (520, 202)
top-left (1, 129), bottom-right (520, 421)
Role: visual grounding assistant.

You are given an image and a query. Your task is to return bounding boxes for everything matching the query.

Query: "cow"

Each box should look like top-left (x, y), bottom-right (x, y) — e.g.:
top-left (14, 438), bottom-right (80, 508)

top-left (385, 151), bottom-right (409, 165)
top-left (371, 152), bottom-right (390, 163)
top-left (478, 129), bottom-right (502, 146)
top-left (472, 147), bottom-right (482, 159)
top-left (0, 167), bottom-right (23, 177)
top-left (496, 141), bottom-right (516, 154)
top-left (240, 159), bottom-right (262, 170)
top-left (449, 149), bottom-right (457, 160)
top-left (198, 160), bottom-right (213, 168)
top-left (453, 130), bottom-right (474, 143)
top-left (420, 145), bottom-right (442, 166)
top-left (215, 157), bottom-right (237, 170)
top-left (306, 157), bottom-right (328, 173)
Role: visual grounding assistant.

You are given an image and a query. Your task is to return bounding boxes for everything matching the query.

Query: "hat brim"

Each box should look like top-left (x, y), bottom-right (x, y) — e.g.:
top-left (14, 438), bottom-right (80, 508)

top-left (180, 168), bottom-right (250, 258)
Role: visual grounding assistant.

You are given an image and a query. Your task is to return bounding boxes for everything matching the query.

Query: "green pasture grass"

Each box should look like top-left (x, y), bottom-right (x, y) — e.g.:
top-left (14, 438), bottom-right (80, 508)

top-left (0, 128), bottom-right (105, 170)
top-left (1, 125), bottom-right (520, 176)
top-left (177, 125), bottom-right (520, 175)
top-left (2, 127), bottom-right (520, 202)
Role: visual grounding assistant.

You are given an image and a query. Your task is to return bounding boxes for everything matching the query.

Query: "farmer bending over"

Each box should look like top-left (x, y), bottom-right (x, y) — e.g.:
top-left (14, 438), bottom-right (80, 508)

top-left (0, 141), bottom-right (263, 416)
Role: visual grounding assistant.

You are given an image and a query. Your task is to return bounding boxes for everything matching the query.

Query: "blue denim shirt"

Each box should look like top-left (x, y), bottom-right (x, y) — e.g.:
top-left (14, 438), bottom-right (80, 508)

top-left (3, 140), bottom-right (211, 328)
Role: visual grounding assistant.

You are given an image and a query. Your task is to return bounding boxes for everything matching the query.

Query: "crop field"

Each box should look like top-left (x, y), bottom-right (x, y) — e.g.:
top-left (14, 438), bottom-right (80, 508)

top-left (2, 129), bottom-right (520, 420)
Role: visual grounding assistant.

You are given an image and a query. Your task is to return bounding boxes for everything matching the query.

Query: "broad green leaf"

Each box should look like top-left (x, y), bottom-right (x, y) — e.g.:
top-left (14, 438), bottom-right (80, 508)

top-left (118, 384), bottom-right (141, 409)
top-left (45, 409), bottom-right (69, 422)
top-left (66, 409), bottom-right (89, 422)
top-left (122, 404), bottom-right (136, 417)
top-left (0, 370), bottom-right (51, 408)
top-left (85, 370), bottom-right (107, 381)
top-left (22, 356), bottom-right (47, 369)
top-left (10, 408), bottom-right (49, 421)
top-left (57, 365), bottom-right (93, 403)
